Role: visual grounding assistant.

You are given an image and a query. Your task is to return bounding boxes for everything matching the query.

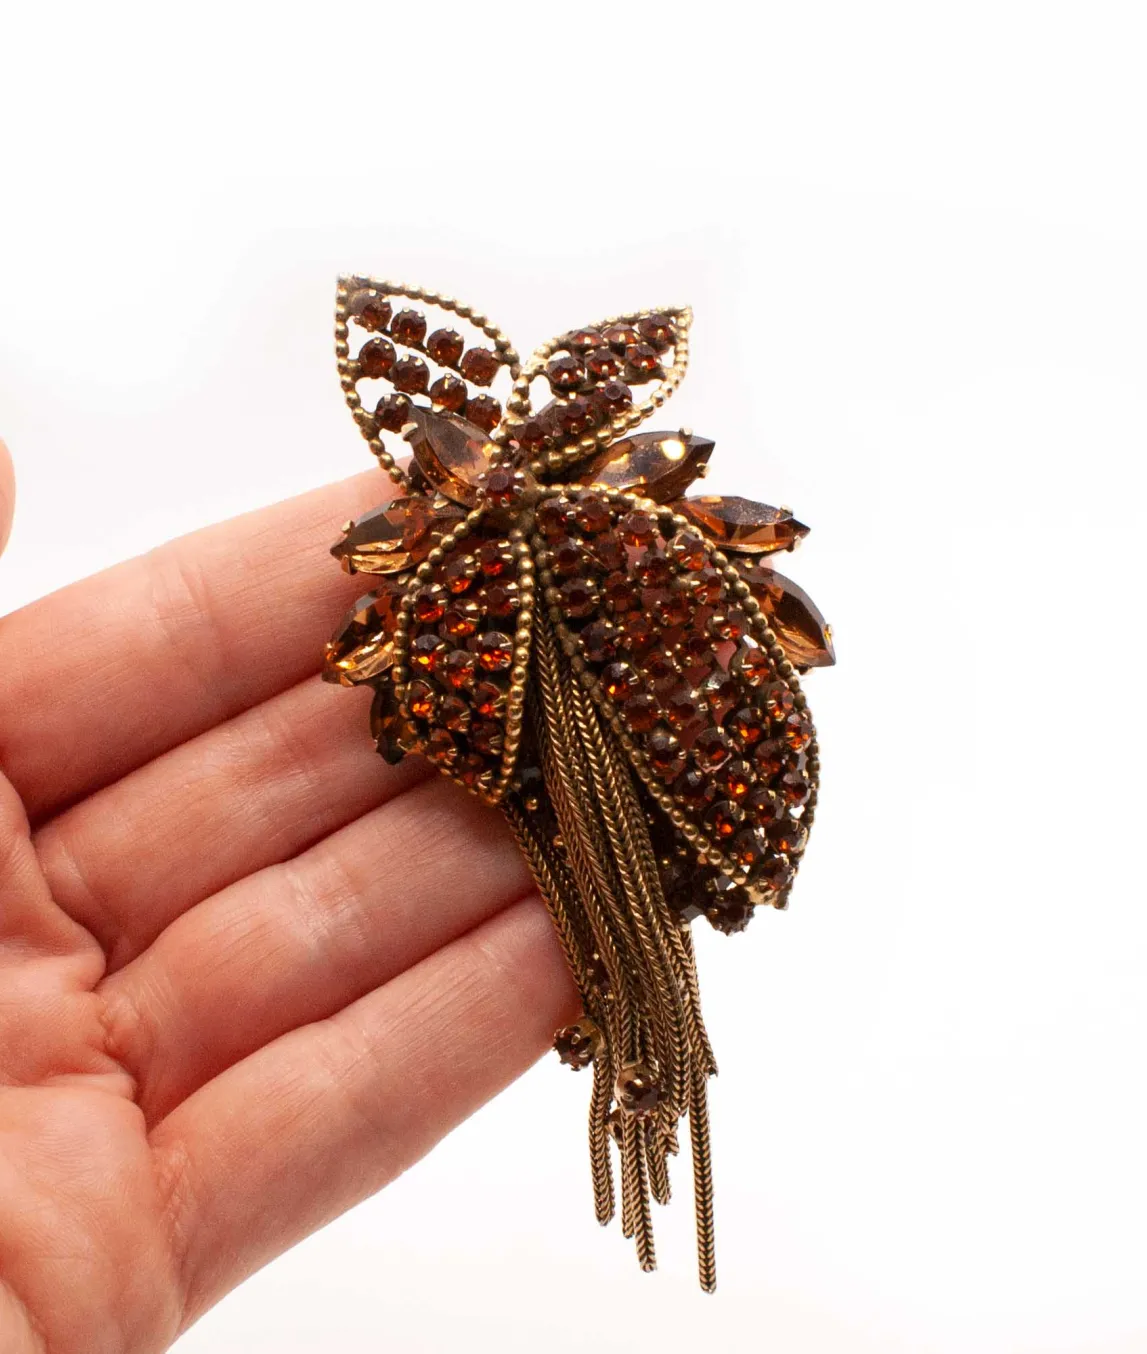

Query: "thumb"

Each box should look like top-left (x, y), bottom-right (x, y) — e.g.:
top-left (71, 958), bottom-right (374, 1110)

top-left (0, 440), bottom-right (13, 557)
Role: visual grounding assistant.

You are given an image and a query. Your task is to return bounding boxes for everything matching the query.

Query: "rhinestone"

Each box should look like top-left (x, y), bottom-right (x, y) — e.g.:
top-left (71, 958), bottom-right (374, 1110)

top-left (579, 431), bottom-right (715, 504)
top-left (430, 373), bottom-right (468, 412)
top-left (622, 692), bottom-right (659, 732)
top-left (647, 728), bottom-right (686, 779)
top-left (763, 681), bottom-right (796, 720)
top-left (737, 563), bottom-right (835, 668)
top-left (439, 695), bottom-right (472, 731)
top-left (602, 322), bottom-right (641, 352)
top-left (391, 309), bottom-right (427, 346)
top-left (470, 721), bottom-right (505, 757)
top-left (769, 817), bottom-right (808, 855)
top-left (558, 577), bottom-right (600, 618)
top-left (349, 290), bottom-right (392, 331)
top-left (441, 599), bottom-right (483, 638)
top-left (752, 738), bottom-right (787, 779)
top-left (602, 662), bottom-right (637, 701)
top-left (746, 785), bottom-right (782, 825)
top-left (616, 1063), bottom-right (661, 1116)
top-left (478, 578), bottom-right (520, 618)
top-left (694, 728), bottom-right (734, 770)
top-left (581, 620), bottom-right (618, 662)
top-left (546, 353), bottom-right (584, 391)
top-left (375, 393), bottom-right (413, 432)
top-left (731, 826), bottom-right (768, 868)
top-left (716, 758), bottom-right (754, 800)
top-left (619, 510), bottom-right (658, 547)
top-left (441, 649), bottom-right (477, 689)
top-left (637, 313), bottom-right (676, 351)
top-left (406, 406), bottom-right (495, 507)
top-left (426, 328), bottom-right (465, 366)
top-left (705, 799), bottom-right (743, 840)
top-left (358, 337), bottom-right (396, 378)
top-left (406, 679), bottom-right (437, 720)
top-left (585, 346), bottom-right (624, 379)
top-left (784, 712), bottom-right (814, 752)
top-left (410, 634), bottom-right (448, 673)
top-left (624, 341), bottom-right (660, 374)
top-left (459, 347), bottom-right (501, 386)
top-left (465, 395), bottom-right (501, 432)
top-left (554, 1019), bottom-right (600, 1069)
top-left (668, 530), bottom-right (708, 570)
top-left (473, 680), bottom-right (507, 717)
top-left (780, 770), bottom-right (811, 807)
top-left (476, 631), bottom-right (514, 672)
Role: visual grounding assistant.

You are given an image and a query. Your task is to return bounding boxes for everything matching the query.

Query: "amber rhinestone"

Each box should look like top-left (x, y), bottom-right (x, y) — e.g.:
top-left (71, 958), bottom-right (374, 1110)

top-left (472, 540), bottom-right (511, 578)
top-left (746, 785), bottom-right (782, 825)
top-left (516, 417), bottom-right (549, 453)
top-left (566, 327), bottom-right (606, 352)
top-left (668, 530), bottom-right (708, 571)
top-left (763, 681), bottom-right (796, 721)
top-left (349, 289), bottom-right (393, 332)
top-left (705, 880), bottom-right (755, 935)
top-left (646, 586), bottom-right (691, 629)
top-left (737, 562), bottom-right (836, 668)
top-left (441, 599), bottom-right (483, 638)
top-left (731, 826), bottom-right (768, 868)
top-left (694, 727), bottom-right (734, 770)
top-left (705, 799), bottom-right (744, 840)
top-left (430, 373), bottom-right (468, 413)
top-left (712, 608), bottom-right (750, 642)
top-left (331, 498), bottom-right (431, 573)
top-left (635, 548), bottom-right (672, 587)
top-left (752, 737), bottom-right (787, 779)
top-left (622, 611), bottom-right (658, 651)
top-left (551, 537), bottom-right (584, 576)
top-left (465, 395), bottom-right (501, 433)
top-left (624, 341), bottom-right (660, 374)
top-left (374, 393), bottom-right (413, 432)
top-left (602, 322), bottom-right (641, 352)
top-left (769, 817), bottom-right (808, 855)
top-left (439, 695), bottom-right (472, 731)
top-left (443, 553), bottom-right (479, 593)
top-left (702, 672), bottom-right (739, 724)
top-left (619, 510), bottom-right (657, 547)
top-left (640, 649), bottom-right (680, 692)
top-left (663, 686), bottom-right (703, 731)
top-left (406, 678), bottom-right (437, 720)
top-left (558, 578), bottom-right (600, 618)
top-left (679, 495), bottom-right (810, 554)
top-left (413, 585), bottom-right (446, 623)
top-left (622, 692), bottom-right (659, 732)
top-left (585, 346), bottom-right (623, 379)
top-left (647, 728), bottom-right (686, 779)
top-left (358, 337), bottom-right (397, 379)
top-left (426, 327), bottom-right (465, 367)
top-left (780, 770), bottom-right (811, 807)
top-left (674, 767), bottom-right (714, 812)
top-left (391, 355), bottom-right (429, 394)
top-left (581, 620), bottom-right (618, 662)
top-left (459, 347), bottom-right (500, 386)
top-left (480, 466), bottom-right (529, 510)
top-left (535, 498), bottom-right (571, 540)
top-left (597, 379), bottom-right (633, 411)
top-left (323, 595), bottom-right (396, 686)
top-left (472, 680), bottom-right (506, 718)
top-left (604, 572), bottom-right (636, 612)
top-left (784, 711), bottom-right (814, 752)
top-left (410, 634), bottom-right (449, 673)
top-left (457, 753), bottom-right (491, 789)
top-left (717, 758), bottom-right (754, 800)
top-left (470, 721), bottom-right (505, 757)
top-left (441, 649), bottom-right (477, 689)
top-left (730, 639), bottom-right (770, 683)
top-left (616, 1063), bottom-right (661, 1116)
top-left (679, 630), bottom-right (717, 683)
top-left (390, 309), bottom-right (427, 346)
top-left (602, 662), bottom-right (637, 701)
top-left (425, 727), bottom-right (459, 767)
top-left (727, 706), bottom-right (765, 749)
top-left (478, 579), bottom-right (520, 618)
top-left (689, 566), bottom-right (724, 606)
top-left (754, 854), bottom-right (795, 894)
top-left (579, 431), bottom-right (715, 504)
top-left (476, 631), bottom-right (514, 671)
top-left (554, 1019), bottom-right (600, 1070)
top-left (556, 397), bottom-right (593, 437)
top-left (587, 532), bottom-right (626, 572)
top-left (637, 313), bottom-right (676, 351)
top-left (546, 352), bottom-right (584, 391)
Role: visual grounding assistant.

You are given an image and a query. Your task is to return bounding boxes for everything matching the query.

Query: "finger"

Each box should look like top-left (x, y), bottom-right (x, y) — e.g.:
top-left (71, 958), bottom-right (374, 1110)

top-left (35, 675), bottom-right (432, 968)
top-left (0, 469), bottom-right (389, 821)
top-left (0, 439), bottom-right (13, 557)
top-left (151, 897), bottom-right (577, 1325)
top-left (101, 775), bottom-right (534, 1122)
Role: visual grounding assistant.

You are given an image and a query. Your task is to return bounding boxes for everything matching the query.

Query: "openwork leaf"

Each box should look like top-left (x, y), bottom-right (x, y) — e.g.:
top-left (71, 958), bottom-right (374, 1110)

top-left (511, 306), bottom-right (693, 475)
top-left (535, 488), bottom-right (814, 904)
top-left (390, 508), bottom-right (534, 803)
top-left (335, 277), bottom-right (520, 486)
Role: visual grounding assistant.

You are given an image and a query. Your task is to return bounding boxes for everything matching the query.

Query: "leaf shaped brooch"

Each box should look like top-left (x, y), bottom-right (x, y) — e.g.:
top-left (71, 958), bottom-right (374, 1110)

top-left (324, 278), bottom-right (834, 1291)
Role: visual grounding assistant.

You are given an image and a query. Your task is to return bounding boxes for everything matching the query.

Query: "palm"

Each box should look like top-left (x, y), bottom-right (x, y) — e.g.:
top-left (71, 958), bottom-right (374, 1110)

top-left (0, 454), bottom-right (575, 1354)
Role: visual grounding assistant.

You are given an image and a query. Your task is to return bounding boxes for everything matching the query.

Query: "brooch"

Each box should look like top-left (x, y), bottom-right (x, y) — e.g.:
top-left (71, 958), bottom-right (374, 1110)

top-left (324, 278), bottom-right (834, 1290)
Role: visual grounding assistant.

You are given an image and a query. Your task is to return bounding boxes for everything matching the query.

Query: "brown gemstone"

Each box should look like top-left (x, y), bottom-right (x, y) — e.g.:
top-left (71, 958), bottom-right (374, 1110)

top-left (702, 671), bottom-right (739, 723)
top-left (640, 648), bottom-right (680, 693)
top-left (705, 799), bottom-right (743, 840)
top-left (729, 706), bottom-right (768, 748)
top-left (441, 599), bottom-right (483, 637)
top-left (391, 355), bottom-right (429, 394)
top-left (566, 327), bottom-right (606, 352)
top-left (426, 327), bottom-right (465, 367)
top-left (604, 572), bottom-right (636, 613)
top-left (619, 510), bottom-right (657, 546)
top-left (391, 309), bottom-right (427, 346)
top-left (375, 392), bottom-right (413, 432)
top-left (705, 878), bottom-right (755, 934)
top-left (441, 649), bottom-right (477, 689)
top-left (553, 396), bottom-right (593, 437)
top-left (730, 639), bottom-right (770, 683)
top-left (358, 337), bottom-right (397, 379)
top-left (688, 565), bottom-right (724, 605)
top-left (585, 346), bottom-right (623, 379)
top-left (645, 585), bottom-right (691, 628)
top-left (746, 785), bottom-right (782, 825)
top-left (476, 631), bottom-right (514, 671)
top-left (622, 692), bottom-right (659, 732)
top-left (679, 631), bottom-right (718, 685)
top-left (515, 417), bottom-right (548, 453)
top-left (624, 341), bottom-right (660, 374)
top-left (752, 737), bottom-right (787, 779)
top-left (551, 537), bottom-right (584, 576)
top-left (478, 578), bottom-right (520, 618)
top-left (602, 322), bottom-right (641, 352)
top-left (439, 695), bottom-right (472, 731)
top-left (443, 552), bottom-right (479, 593)
top-left (546, 353), bottom-right (584, 391)
top-left (634, 549), bottom-right (672, 586)
top-left (753, 854), bottom-right (795, 895)
top-left (465, 395), bottom-right (501, 432)
top-left (737, 563), bottom-right (835, 668)
top-left (763, 681), bottom-right (796, 721)
top-left (647, 728), bottom-right (686, 779)
top-left (535, 498), bottom-right (571, 540)
top-left (480, 466), bottom-right (529, 509)
top-left (457, 753), bottom-right (491, 789)
top-left (587, 531), bottom-right (626, 572)
top-left (413, 584), bottom-right (446, 623)
top-left (717, 758), bottom-right (754, 800)
top-left (679, 496), bottom-right (810, 553)
top-left (769, 817), bottom-right (808, 855)
top-left (430, 373), bottom-right (468, 413)
top-left (731, 826), bottom-right (768, 868)
top-left (579, 431), bottom-right (715, 503)
top-left (622, 611), bottom-right (658, 650)
top-left (323, 592), bottom-right (399, 686)
top-left (472, 680), bottom-right (506, 718)
top-left (712, 608), bottom-right (750, 642)
top-left (572, 493), bottom-right (609, 535)
top-left (470, 720), bottom-right (505, 758)
top-left (783, 711), bottom-right (814, 752)
top-left (558, 577), bottom-right (599, 618)
top-left (468, 540), bottom-right (508, 578)
top-left (674, 767), bottom-right (714, 812)
top-left (426, 727), bottom-right (458, 767)
top-left (780, 770), bottom-right (811, 807)
top-left (581, 620), bottom-right (618, 662)
top-left (668, 530), bottom-right (708, 571)
top-left (602, 661), bottom-right (637, 701)
top-left (406, 678), bottom-right (437, 720)
top-left (596, 379), bottom-right (632, 411)
top-left (637, 313), bottom-right (676, 351)
top-left (331, 497), bottom-right (447, 574)
top-left (370, 684), bottom-right (406, 764)
top-left (663, 685), bottom-right (703, 730)
top-left (616, 1063), bottom-right (661, 1116)
top-left (459, 347), bottom-right (501, 386)
top-left (410, 633), bottom-right (449, 673)
top-left (553, 1019), bottom-right (600, 1069)
top-left (694, 727), bottom-right (734, 770)
top-left (405, 406), bottom-right (494, 507)
top-left (349, 289), bottom-right (393, 332)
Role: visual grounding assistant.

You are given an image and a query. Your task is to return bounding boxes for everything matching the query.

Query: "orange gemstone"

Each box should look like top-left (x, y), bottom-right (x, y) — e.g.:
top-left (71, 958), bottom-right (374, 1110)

top-left (546, 353), bottom-right (583, 391)
top-left (477, 578), bottom-right (520, 618)
top-left (674, 768), bottom-right (714, 812)
top-left (602, 322), bottom-right (641, 352)
top-left (586, 347), bottom-right (623, 379)
top-left (637, 313), bottom-right (676, 351)
top-left (358, 338), bottom-right (396, 378)
top-left (558, 578), bottom-right (599, 618)
top-left (323, 590), bottom-right (400, 686)
top-left (602, 662), bottom-right (637, 701)
top-left (391, 309), bottom-right (427, 346)
top-left (410, 633), bottom-right (448, 673)
top-left (465, 395), bottom-right (501, 432)
top-left (717, 758), bottom-right (754, 799)
top-left (391, 356), bottom-right (429, 394)
top-left (476, 540), bottom-right (514, 577)
top-left (737, 563), bottom-right (835, 668)
top-left (426, 727), bottom-right (458, 767)
top-left (730, 706), bottom-right (768, 747)
top-left (441, 599), bottom-right (483, 637)
top-left (439, 695), bottom-right (472, 731)
top-left (470, 720), bottom-right (505, 757)
top-left (578, 431), bottom-right (714, 503)
top-left (566, 327), bottom-right (605, 352)
top-left (668, 530), bottom-right (708, 571)
top-left (619, 510), bottom-right (657, 546)
top-left (780, 770), bottom-right (811, 806)
top-left (375, 393), bottom-right (413, 432)
top-left (476, 631), bottom-right (514, 671)
top-left (763, 681), bottom-right (795, 721)
top-left (535, 499), bottom-right (571, 540)
top-left (473, 680), bottom-right (506, 717)
top-left (768, 817), bottom-right (808, 855)
top-left (581, 620), bottom-right (618, 662)
top-left (430, 373), bottom-right (468, 412)
top-left (731, 826), bottom-right (768, 868)
top-left (443, 553), bottom-right (479, 594)
top-left (622, 692), bottom-right (658, 732)
top-left (678, 496), bottom-right (810, 553)
top-left (412, 585), bottom-right (446, 623)
top-left (441, 649), bottom-right (477, 688)
top-left (746, 785), bottom-right (782, 825)
top-left (664, 686), bottom-right (703, 731)
top-left (459, 347), bottom-right (500, 386)
top-left (752, 738), bottom-right (786, 779)
top-left (647, 728), bottom-right (686, 779)
top-left (783, 711), bottom-right (814, 752)
top-left (624, 342), bottom-right (659, 374)
top-left (349, 290), bottom-right (392, 332)
top-left (705, 799), bottom-right (743, 840)
top-left (406, 407), bottom-right (495, 506)
top-left (426, 328), bottom-right (465, 366)
top-left (406, 678), bottom-right (437, 720)
top-left (694, 728), bottom-right (734, 770)
top-left (731, 639), bottom-right (770, 684)
top-left (635, 549), bottom-right (672, 586)
top-left (331, 497), bottom-right (444, 574)
top-left (574, 493), bottom-right (611, 535)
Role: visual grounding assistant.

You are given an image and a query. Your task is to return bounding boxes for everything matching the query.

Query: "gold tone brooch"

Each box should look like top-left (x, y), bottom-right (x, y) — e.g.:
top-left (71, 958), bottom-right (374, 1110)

top-left (323, 278), bottom-right (834, 1291)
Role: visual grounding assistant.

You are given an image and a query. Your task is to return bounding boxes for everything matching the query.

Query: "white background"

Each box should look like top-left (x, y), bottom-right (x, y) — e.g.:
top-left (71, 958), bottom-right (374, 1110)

top-left (3, 4), bottom-right (1146, 1351)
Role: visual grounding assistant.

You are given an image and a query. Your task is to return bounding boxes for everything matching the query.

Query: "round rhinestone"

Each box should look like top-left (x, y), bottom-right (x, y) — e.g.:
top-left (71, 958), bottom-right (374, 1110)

top-left (694, 727), bottom-right (734, 770)
top-left (476, 631), bottom-right (514, 671)
top-left (391, 355), bottom-right (430, 394)
top-left (430, 373), bottom-right (468, 412)
top-left (426, 328), bottom-right (465, 366)
top-left (465, 395), bottom-right (501, 432)
top-left (546, 352), bottom-right (584, 391)
top-left (391, 309), bottom-right (427, 346)
top-left (374, 393), bottom-right (413, 432)
top-left (349, 290), bottom-right (392, 332)
top-left (622, 692), bottom-right (658, 732)
top-left (358, 338), bottom-right (396, 379)
top-left (459, 347), bottom-right (501, 386)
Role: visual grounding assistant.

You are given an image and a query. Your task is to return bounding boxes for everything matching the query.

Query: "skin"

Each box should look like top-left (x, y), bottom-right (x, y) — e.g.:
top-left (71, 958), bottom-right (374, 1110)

top-left (0, 441), bottom-right (577, 1354)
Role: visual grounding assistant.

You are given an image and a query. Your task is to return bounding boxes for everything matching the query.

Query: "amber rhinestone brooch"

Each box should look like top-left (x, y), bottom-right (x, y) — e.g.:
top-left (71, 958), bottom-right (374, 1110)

top-left (323, 278), bottom-right (834, 1291)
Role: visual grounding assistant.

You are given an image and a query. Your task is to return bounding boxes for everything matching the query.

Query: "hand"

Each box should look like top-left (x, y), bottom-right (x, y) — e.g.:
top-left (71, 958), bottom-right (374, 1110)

top-left (0, 443), bottom-right (576, 1354)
